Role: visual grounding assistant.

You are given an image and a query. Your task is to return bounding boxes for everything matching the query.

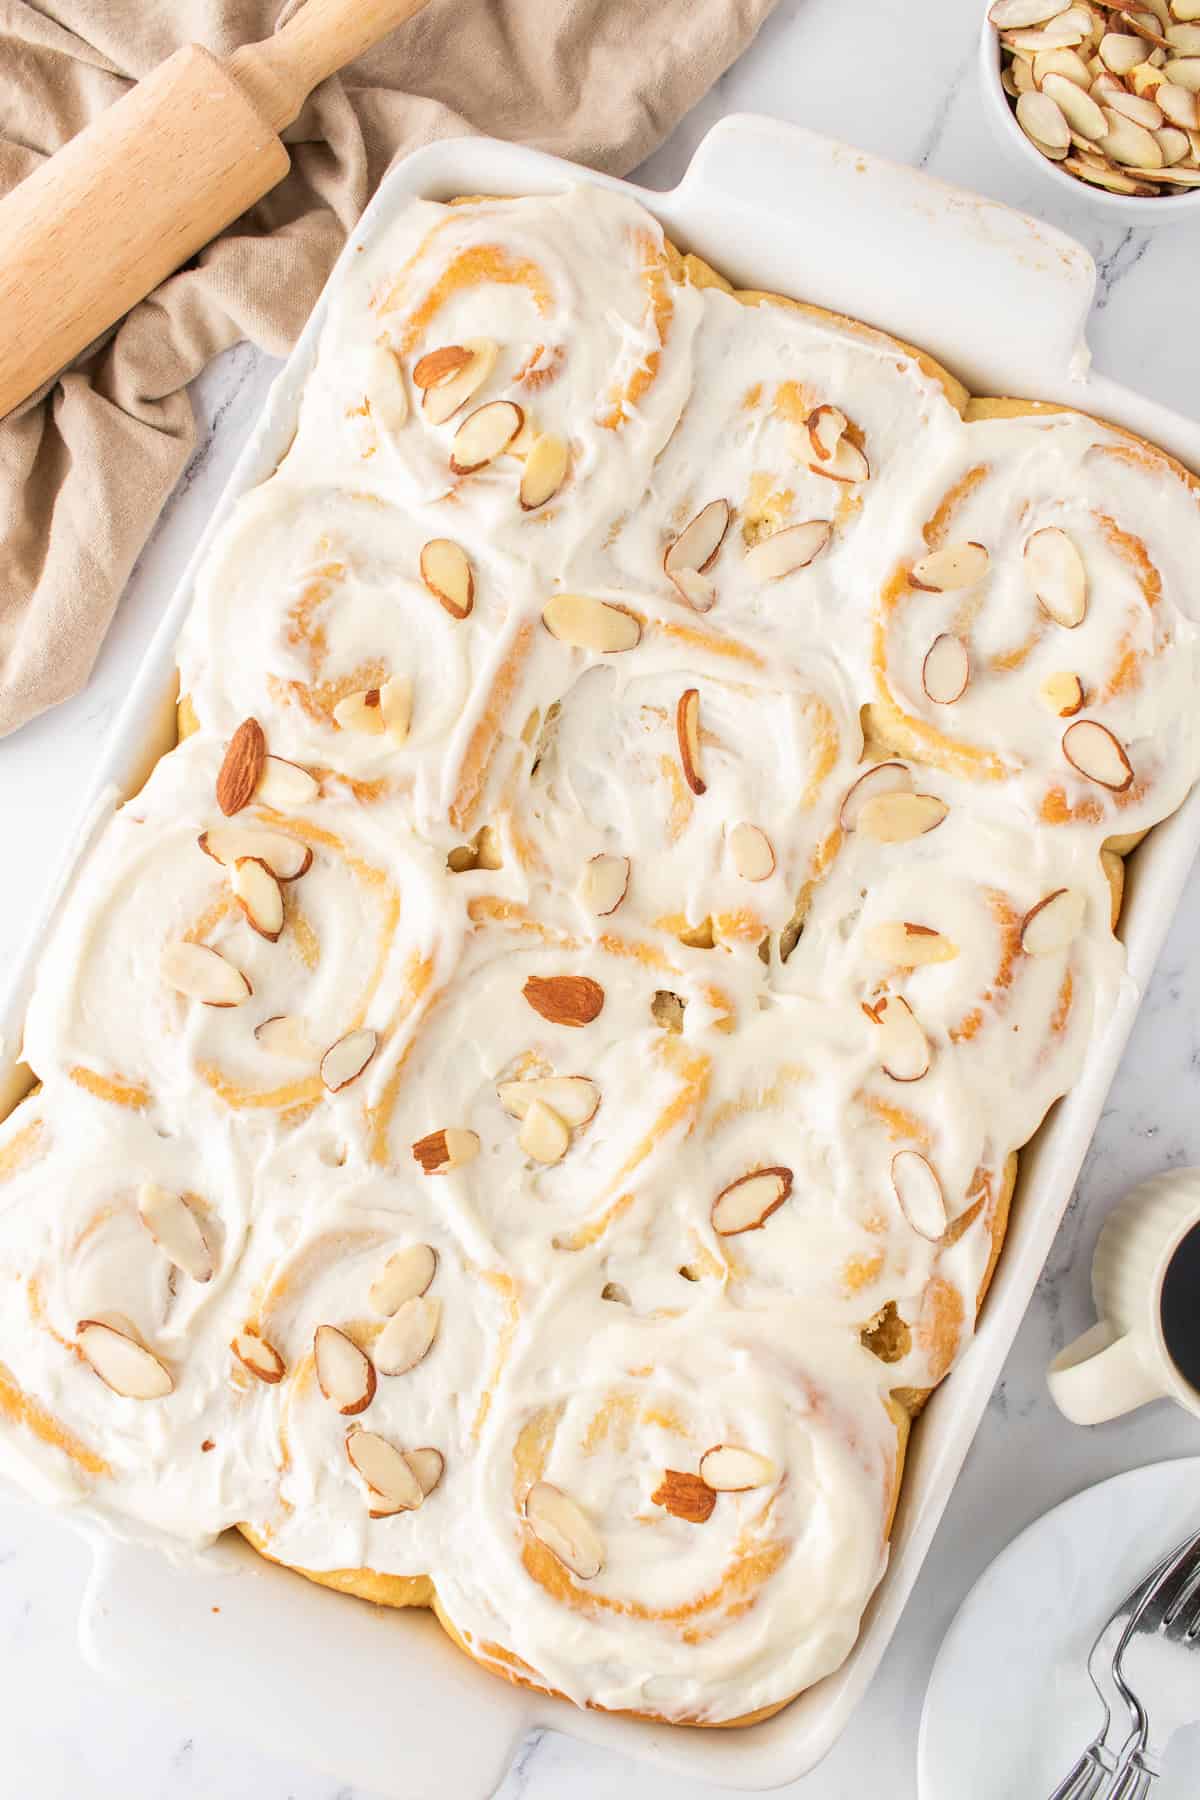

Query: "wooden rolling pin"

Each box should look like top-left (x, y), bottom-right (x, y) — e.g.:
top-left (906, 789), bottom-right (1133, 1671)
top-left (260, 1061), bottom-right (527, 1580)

top-left (0, 0), bottom-right (431, 421)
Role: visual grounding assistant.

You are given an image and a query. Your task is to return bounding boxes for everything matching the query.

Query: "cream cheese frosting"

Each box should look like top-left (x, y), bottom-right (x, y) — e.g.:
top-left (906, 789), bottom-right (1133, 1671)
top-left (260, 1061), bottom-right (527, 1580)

top-left (3, 184), bottom-right (1200, 1726)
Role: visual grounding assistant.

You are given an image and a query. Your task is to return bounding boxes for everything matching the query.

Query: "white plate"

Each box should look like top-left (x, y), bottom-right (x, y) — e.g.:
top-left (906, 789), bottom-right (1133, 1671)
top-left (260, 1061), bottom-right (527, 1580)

top-left (919, 1458), bottom-right (1200, 1799)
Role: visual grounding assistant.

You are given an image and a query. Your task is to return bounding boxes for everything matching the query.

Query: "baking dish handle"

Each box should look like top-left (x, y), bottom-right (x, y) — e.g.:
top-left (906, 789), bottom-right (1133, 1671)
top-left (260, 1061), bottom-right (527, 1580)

top-left (667, 113), bottom-right (1097, 399)
top-left (79, 1533), bottom-right (535, 1799)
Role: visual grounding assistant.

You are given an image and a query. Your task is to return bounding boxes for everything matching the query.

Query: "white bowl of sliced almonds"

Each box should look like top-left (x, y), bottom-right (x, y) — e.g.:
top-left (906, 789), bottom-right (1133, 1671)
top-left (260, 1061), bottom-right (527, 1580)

top-left (982, 0), bottom-right (1200, 216)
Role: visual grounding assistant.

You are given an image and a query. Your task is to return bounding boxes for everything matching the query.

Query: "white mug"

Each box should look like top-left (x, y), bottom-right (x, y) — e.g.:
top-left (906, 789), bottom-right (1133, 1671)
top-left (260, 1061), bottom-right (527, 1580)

top-left (1048, 1167), bottom-right (1200, 1426)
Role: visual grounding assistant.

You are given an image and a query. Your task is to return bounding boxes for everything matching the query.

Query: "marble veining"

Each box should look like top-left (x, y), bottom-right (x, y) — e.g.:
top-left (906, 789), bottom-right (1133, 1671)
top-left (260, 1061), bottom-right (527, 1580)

top-left (2, 0), bottom-right (1200, 1793)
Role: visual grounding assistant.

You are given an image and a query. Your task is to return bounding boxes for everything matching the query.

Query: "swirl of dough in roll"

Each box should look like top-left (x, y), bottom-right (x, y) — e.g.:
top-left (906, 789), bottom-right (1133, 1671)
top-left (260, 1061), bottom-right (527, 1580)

top-left (432, 1277), bottom-right (902, 1725)
top-left (178, 483), bottom-right (544, 839)
top-left (867, 407), bottom-right (1200, 834)
top-left (23, 736), bottom-right (454, 1130)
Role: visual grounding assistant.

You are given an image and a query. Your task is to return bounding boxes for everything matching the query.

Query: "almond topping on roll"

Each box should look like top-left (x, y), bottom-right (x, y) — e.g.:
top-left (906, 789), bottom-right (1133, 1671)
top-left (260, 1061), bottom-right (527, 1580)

top-left (412, 344), bottom-right (473, 391)
top-left (411, 1128), bottom-right (480, 1175)
top-left (864, 993), bottom-right (930, 1082)
top-left (840, 761), bottom-right (914, 830)
top-left (137, 1184), bottom-right (215, 1283)
top-left (230, 1331), bottom-right (285, 1384)
top-left (652, 1470), bottom-right (716, 1523)
top-left (420, 337), bottom-right (498, 425)
top-left (161, 941), bottom-right (251, 1007)
top-left (865, 921), bottom-right (959, 967)
top-left (856, 791), bottom-right (949, 843)
top-left (518, 1098), bottom-right (572, 1164)
top-left (254, 1014), bottom-right (318, 1061)
top-left (728, 822), bottom-right (776, 882)
top-left (1025, 526), bottom-right (1088, 627)
top-left (77, 1320), bottom-right (173, 1400)
top-left (744, 519), bottom-right (832, 583)
top-left (420, 538), bottom-right (474, 619)
top-left (910, 541), bottom-right (989, 592)
top-left (375, 1296), bottom-right (441, 1376)
top-left (369, 1244), bottom-right (438, 1317)
top-left (1039, 671), bottom-right (1085, 718)
top-left (579, 853), bottom-right (630, 916)
top-left (216, 717), bottom-right (266, 816)
top-left (320, 1027), bottom-right (378, 1093)
top-left (230, 855), bottom-right (284, 941)
top-left (806, 403), bottom-right (848, 462)
top-left (497, 1075), bottom-right (599, 1127)
top-left (524, 1481), bottom-right (605, 1579)
top-left (711, 1167), bottom-right (794, 1236)
top-left (891, 1150), bottom-right (947, 1241)
top-left (1062, 719), bottom-right (1134, 791)
top-left (254, 754), bottom-right (320, 809)
top-left (523, 974), bottom-right (605, 1027)
top-left (332, 688), bottom-right (386, 735)
top-left (198, 825), bottom-right (312, 881)
top-left (676, 687), bottom-right (705, 796)
top-left (664, 499), bottom-right (730, 604)
top-left (1020, 887), bottom-right (1087, 955)
top-left (921, 633), bottom-right (970, 704)
top-left (541, 593), bottom-right (641, 652)
top-left (346, 1427), bottom-right (424, 1512)
top-left (314, 1325), bottom-right (375, 1415)
top-left (449, 399), bottom-right (524, 474)
top-left (698, 1445), bottom-right (777, 1492)
top-left (519, 433), bottom-right (569, 510)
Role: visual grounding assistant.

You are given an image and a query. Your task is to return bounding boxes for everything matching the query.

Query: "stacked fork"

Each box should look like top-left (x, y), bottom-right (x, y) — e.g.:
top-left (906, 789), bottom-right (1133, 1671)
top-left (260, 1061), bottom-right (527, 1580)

top-left (1048, 1529), bottom-right (1200, 1798)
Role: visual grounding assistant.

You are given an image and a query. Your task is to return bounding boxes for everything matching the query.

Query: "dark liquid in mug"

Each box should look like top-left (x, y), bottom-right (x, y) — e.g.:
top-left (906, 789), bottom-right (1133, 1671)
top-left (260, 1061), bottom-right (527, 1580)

top-left (1161, 1222), bottom-right (1200, 1393)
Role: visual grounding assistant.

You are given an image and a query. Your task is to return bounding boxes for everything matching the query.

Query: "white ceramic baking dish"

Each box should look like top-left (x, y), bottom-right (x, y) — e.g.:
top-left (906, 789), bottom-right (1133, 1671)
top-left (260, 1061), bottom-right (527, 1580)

top-left (2, 114), bottom-right (1200, 1796)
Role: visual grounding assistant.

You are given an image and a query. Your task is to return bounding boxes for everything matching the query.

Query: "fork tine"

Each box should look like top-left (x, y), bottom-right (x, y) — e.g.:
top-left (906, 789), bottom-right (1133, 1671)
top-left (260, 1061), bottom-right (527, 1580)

top-left (1127, 1532), bottom-right (1200, 1637)
top-left (1162, 1560), bottom-right (1200, 1630)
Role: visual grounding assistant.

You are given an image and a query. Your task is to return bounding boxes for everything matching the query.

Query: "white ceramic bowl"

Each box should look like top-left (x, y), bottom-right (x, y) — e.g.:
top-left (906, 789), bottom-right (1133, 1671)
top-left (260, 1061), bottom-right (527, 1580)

top-left (978, 8), bottom-right (1200, 227)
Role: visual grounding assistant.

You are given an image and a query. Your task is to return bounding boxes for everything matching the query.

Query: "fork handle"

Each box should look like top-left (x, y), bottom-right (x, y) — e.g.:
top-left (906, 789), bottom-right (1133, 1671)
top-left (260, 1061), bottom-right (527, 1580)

top-left (1047, 1746), bottom-right (1117, 1800)
top-left (1107, 1758), bottom-right (1155, 1799)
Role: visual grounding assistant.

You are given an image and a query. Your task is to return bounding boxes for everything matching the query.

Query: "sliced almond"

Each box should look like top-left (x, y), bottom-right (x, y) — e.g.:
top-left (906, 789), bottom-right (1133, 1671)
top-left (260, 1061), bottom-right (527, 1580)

top-left (255, 755), bottom-right (319, 810)
top-left (1062, 719), bottom-right (1134, 791)
top-left (216, 718), bottom-right (266, 816)
top-left (254, 1014), bottom-right (318, 1061)
top-left (1155, 121), bottom-right (1192, 157)
top-left (1042, 69), bottom-right (1110, 131)
top-left (865, 921), bottom-right (959, 967)
top-left (375, 1295), bottom-right (441, 1376)
top-left (524, 1481), bottom-right (605, 1579)
top-left (314, 1325), bottom-right (375, 1415)
top-left (866, 993), bottom-right (930, 1082)
top-left (676, 688), bottom-right (705, 797)
top-left (728, 822), bottom-right (776, 882)
top-left (651, 988), bottom-right (686, 1032)
top-left (542, 593), bottom-right (641, 653)
top-left (1106, 85), bottom-right (1167, 125)
top-left (518, 1098), bottom-right (571, 1164)
top-left (806, 404), bottom-right (848, 462)
top-left (891, 1150), bottom-right (947, 1241)
top-left (231, 856), bottom-right (284, 942)
top-left (1024, 526), bottom-right (1088, 626)
top-left (652, 1469), bottom-right (716, 1523)
top-left (346, 1427), bottom-right (423, 1510)
top-left (1062, 153), bottom-right (1157, 191)
top-left (230, 1331), bottom-right (285, 1384)
top-left (910, 541), bottom-right (990, 592)
top-left (420, 538), bottom-right (474, 620)
top-left (1039, 671), bottom-right (1085, 717)
top-left (745, 519), bottom-right (832, 583)
top-left (368, 1244), bottom-right (438, 1317)
top-left (922, 634), bottom-right (970, 705)
top-left (449, 399), bottom-right (524, 474)
top-left (711, 1167), bottom-right (793, 1236)
top-left (1166, 56), bottom-right (1200, 89)
top-left (1017, 86), bottom-right (1074, 149)
top-left (161, 941), bottom-right (251, 1007)
top-left (1100, 103), bottom-right (1166, 161)
top-left (77, 1320), bottom-right (173, 1400)
top-left (808, 438), bottom-right (870, 483)
top-left (497, 1076), bottom-right (599, 1128)
top-left (137, 1183), bottom-right (214, 1283)
top-left (411, 1127), bottom-right (480, 1175)
top-left (519, 433), bottom-right (569, 510)
top-left (857, 791), bottom-right (949, 843)
top-left (579, 853), bottom-right (630, 916)
top-left (523, 973), bottom-right (605, 1027)
top-left (367, 344), bottom-right (408, 433)
top-left (1100, 30), bottom-right (1153, 72)
top-left (333, 688), bottom-right (386, 735)
top-left (665, 499), bottom-right (730, 600)
top-left (1129, 56), bottom-right (1169, 94)
top-left (989, 0), bottom-right (1074, 23)
top-left (1157, 79), bottom-right (1200, 123)
top-left (412, 344), bottom-right (473, 391)
top-left (405, 1446), bottom-right (445, 1500)
top-left (1002, 9), bottom-right (1092, 50)
top-left (1020, 886), bottom-right (1087, 954)
top-left (698, 1445), bottom-right (777, 1492)
top-left (840, 761), bottom-right (914, 831)
top-left (1033, 44), bottom-right (1094, 83)
top-left (421, 337), bottom-right (498, 425)
top-left (1169, 20), bottom-right (1200, 49)
top-left (320, 1027), bottom-right (378, 1093)
top-left (198, 825), bottom-right (312, 881)
top-left (380, 675), bottom-right (413, 745)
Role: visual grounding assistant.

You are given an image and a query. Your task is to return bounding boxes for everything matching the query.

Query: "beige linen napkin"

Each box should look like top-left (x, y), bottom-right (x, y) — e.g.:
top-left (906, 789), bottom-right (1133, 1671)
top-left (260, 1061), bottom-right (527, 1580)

top-left (0, 0), bottom-right (776, 737)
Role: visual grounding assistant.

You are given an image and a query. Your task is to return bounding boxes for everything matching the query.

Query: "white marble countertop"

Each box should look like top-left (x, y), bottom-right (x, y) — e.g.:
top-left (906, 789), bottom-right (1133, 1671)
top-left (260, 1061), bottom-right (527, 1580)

top-left (3, 1), bottom-right (1200, 1794)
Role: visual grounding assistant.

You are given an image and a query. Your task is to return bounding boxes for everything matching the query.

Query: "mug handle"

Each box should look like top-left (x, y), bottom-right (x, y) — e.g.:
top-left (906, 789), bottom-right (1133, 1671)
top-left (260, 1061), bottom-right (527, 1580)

top-left (1047, 1321), bottom-right (1167, 1425)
